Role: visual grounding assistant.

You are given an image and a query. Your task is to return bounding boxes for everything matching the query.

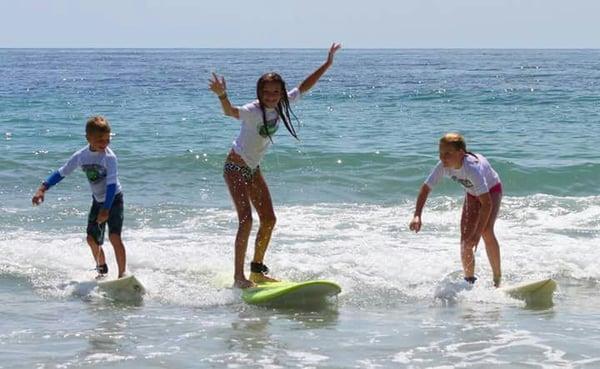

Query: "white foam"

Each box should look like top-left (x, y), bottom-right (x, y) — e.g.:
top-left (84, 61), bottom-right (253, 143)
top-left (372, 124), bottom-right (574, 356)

top-left (83, 353), bottom-right (136, 363)
top-left (1, 195), bottom-right (598, 307)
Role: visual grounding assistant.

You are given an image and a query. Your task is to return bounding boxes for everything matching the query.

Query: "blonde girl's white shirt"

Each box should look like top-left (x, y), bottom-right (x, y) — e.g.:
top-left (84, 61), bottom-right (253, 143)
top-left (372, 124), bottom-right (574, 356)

top-left (424, 153), bottom-right (500, 196)
top-left (232, 87), bottom-right (301, 169)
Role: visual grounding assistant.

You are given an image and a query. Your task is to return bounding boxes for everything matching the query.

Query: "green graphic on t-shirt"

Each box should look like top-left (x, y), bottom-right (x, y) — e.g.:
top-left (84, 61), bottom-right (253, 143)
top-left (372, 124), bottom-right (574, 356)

top-left (259, 118), bottom-right (279, 137)
top-left (82, 164), bottom-right (106, 183)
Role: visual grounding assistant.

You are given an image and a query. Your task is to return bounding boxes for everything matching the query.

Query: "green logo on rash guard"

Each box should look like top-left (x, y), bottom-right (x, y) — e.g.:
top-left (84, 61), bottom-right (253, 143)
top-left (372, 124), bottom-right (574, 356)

top-left (82, 164), bottom-right (106, 184)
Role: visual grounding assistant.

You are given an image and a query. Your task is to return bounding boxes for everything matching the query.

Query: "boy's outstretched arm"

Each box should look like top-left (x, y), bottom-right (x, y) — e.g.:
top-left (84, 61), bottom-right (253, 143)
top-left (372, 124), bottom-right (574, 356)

top-left (32, 185), bottom-right (46, 205)
top-left (409, 184), bottom-right (431, 233)
top-left (209, 72), bottom-right (240, 119)
top-left (298, 42), bottom-right (342, 94)
top-left (32, 171), bottom-right (64, 205)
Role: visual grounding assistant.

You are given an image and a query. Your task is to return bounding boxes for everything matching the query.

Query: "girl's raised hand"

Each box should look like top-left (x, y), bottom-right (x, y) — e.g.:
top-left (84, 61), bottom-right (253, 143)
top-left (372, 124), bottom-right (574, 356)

top-left (209, 72), bottom-right (227, 96)
top-left (326, 42), bottom-right (342, 65)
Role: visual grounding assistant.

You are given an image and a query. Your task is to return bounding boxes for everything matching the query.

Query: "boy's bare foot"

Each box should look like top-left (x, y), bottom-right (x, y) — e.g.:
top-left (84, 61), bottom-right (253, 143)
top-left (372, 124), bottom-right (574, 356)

top-left (95, 273), bottom-right (106, 280)
top-left (233, 278), bottom-right (255, 289)
top-left (249, 272), bottom-right (279, 284)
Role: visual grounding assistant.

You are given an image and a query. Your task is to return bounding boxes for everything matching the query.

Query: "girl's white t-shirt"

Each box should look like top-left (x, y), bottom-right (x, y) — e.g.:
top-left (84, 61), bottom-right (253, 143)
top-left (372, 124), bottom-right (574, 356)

top-left (425, 153), bottom-right (500, 196)
top-left (232, 87), bottom-right (301, 168)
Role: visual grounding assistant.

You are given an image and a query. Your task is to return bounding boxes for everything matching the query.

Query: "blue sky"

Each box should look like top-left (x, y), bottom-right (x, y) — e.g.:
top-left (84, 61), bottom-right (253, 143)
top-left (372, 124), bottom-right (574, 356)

top-left (1, 0), bottom-right (599, 48)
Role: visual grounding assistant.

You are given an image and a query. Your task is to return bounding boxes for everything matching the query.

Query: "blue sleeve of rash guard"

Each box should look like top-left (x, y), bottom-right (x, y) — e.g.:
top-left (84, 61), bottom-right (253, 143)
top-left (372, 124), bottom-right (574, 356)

top-left (103, 183), bottom-right (117, 209)
top-left (43, 171), bottom-right (64, 189)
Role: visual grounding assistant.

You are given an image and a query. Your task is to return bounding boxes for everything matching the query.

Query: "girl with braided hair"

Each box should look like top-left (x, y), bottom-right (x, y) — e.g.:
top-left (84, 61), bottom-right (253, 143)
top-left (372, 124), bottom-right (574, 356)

top-left (209, 43), bottom-right (341, 288)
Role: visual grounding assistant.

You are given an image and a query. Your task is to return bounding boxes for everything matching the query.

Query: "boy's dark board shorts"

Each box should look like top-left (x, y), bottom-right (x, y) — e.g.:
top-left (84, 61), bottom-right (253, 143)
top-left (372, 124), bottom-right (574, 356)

top-left (87, 192), bottom-right (124, 245)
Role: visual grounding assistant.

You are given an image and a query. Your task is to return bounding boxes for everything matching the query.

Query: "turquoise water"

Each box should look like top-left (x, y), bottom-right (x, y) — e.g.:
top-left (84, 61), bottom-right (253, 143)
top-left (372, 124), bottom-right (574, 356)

top-left (1, 49), bottom-right (599, 368)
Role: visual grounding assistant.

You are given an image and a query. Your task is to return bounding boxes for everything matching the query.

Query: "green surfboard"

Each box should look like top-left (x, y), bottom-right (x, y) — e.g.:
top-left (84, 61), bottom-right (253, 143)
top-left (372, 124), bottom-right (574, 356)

top-left (242, 280), bottom-right (341, 306)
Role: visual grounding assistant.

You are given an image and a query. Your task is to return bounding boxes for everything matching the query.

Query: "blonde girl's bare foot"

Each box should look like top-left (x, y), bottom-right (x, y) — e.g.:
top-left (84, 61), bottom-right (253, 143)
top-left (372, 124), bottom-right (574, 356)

top-left (493, 274), bottom-right (502, 288)
top-left (233, 278), bottom-right (255, 289)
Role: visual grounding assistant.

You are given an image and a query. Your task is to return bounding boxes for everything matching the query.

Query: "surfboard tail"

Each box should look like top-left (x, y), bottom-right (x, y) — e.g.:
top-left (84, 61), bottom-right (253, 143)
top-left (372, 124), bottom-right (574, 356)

top-left (242, 280), bottom-right (341, 307)
top-left (501, 279), bottom-right (557, 308)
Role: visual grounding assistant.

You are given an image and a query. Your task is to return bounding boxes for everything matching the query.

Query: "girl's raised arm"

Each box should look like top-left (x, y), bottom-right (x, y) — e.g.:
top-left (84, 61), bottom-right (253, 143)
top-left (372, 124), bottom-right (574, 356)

top-left (298, 42), bottom-right (341, 94)
top-left (209, 72), bottom-right (240, 119)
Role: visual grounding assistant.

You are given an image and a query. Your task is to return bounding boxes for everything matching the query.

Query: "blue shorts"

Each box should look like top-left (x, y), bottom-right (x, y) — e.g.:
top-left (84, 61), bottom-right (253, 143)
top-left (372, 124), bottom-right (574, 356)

top-left (86, 192), bottom-right (124, 246)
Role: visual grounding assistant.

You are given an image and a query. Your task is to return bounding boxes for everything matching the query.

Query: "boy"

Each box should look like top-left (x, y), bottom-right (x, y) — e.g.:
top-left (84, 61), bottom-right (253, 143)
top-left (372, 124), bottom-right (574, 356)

top-left (32, 116), bottom-right (127, 278)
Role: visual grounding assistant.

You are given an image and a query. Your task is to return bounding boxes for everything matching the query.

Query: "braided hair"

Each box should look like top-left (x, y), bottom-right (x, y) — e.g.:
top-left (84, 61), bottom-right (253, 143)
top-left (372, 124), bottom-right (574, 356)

top-left (256, 73), bottom-right (299, 141)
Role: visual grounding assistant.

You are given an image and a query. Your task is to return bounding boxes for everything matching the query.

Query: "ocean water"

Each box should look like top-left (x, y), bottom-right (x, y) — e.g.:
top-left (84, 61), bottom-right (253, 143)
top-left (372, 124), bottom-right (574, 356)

top-left (1, 49), bottom-right (599, 368)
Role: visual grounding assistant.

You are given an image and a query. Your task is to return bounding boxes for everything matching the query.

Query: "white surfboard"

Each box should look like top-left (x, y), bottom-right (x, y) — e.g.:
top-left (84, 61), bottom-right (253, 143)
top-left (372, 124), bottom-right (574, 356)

top-left (500, 278), bottom-right (556, 307)
top-left (97, 275), bottom-right (146, 302)
top-left (434, 271), bottom-right (557, 308)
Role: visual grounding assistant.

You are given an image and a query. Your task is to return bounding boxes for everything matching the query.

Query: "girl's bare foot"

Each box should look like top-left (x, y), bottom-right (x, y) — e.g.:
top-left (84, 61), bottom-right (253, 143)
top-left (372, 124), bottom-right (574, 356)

top-left (234, 278), bottom-right (255, 289)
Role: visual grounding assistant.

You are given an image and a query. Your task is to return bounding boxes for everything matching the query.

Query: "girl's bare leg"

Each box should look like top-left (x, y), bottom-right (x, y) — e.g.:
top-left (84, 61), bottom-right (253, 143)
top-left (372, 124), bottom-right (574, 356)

top-left (482, 191), bottom-right (502, 286)
top-left (224, 170), bottom-right (254, 288)
top-left (248, 169), bottom-right (278, 283)
top-left (460, 195), bottom-right (480, 280)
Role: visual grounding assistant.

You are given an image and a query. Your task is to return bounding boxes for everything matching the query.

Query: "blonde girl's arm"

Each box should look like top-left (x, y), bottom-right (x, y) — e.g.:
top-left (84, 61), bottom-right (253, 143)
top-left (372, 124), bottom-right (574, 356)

top-left (209, 72), bottom-right (240, 119)
top-left (410, 184), bottom-right (431, 233)
top-left (298, 42), bottom-right (342, 94)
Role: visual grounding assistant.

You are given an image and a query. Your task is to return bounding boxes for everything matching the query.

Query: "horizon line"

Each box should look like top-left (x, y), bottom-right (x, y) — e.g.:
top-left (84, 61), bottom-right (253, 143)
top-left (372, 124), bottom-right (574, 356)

top-left (2, 47), bottom-right (600, 50)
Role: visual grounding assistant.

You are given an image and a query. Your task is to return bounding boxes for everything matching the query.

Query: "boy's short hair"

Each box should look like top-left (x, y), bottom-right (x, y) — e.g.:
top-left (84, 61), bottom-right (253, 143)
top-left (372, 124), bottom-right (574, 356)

top-left (86, 116), bottom-right (111, 136)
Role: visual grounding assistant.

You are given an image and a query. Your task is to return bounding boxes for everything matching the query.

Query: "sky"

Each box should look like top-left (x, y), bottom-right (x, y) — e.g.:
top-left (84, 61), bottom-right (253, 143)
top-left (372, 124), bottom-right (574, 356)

top-left (1, 0), bottom-right (599, 48)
